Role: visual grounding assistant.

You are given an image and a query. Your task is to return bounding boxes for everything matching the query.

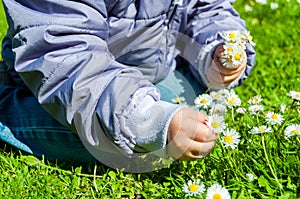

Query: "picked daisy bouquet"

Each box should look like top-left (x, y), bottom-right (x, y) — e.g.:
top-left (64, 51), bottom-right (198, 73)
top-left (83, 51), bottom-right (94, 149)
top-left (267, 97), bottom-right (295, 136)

top-left (172, 89), bottom-right (300, 198)
top-left (220, 30), bottom-right (255, 69)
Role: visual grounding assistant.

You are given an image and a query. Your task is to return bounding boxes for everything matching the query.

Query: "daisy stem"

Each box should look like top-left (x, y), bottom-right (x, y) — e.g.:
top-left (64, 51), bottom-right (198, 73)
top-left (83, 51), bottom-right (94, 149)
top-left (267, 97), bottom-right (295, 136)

top-left (261, 135), bottom-right (283, 191)
top-left (220, 142), bottom-right (240, 182)
top-left (256, 114), bottom-right (260, 125)
top-left (231, 107), bottom-right (235, 125)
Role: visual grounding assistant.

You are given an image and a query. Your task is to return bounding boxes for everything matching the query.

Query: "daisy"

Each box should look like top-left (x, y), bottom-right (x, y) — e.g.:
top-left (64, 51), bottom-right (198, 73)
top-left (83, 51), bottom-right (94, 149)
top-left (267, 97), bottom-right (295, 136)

top-left (209, 103), bottom-right (227, 116)
top-left (182, 179), bottom-right (205, 197)
top-left (248, 105), bottom-right (264, 115)
top-left (288, 90), bottom-right (300, 101)
top-left (255, 0), bottom-right (267, 4)
top-left (171, 96), bottom-right (185, 104)
top-left (265, 112), bottom-right (285, 125)
top-left (221, 30), bottom-right (241, 43)
top-left (246, 173), bottom-right (255, 182)
top-left (280, 104), bottom-right (287, 113)
top-left (221, 129), bottom-right (241, 149)
top-left (247, 95), bottom-right (263, 105)
top-left (240, 31), bottom-right (256, 46)
top-left (206, 184), bottom-right (231, 199)
top-left (244, 5), bottom-right (253, 12)
top-left (270, 2), bottom-right (279, 9)
top-left (206, 114), bottom-right (226, 134)
top-left (284, 124), bottom-right (300, 137)
top-left (194, 94), bottom-right (213, 109)
top-left (250, 125), bottom-right (272, 134)
top-left (210, 91), bottom-right (225, 103)
top-left (224, 92), bottom-right (241, 108)
top-left (220, 53), bottom-right (243, 69)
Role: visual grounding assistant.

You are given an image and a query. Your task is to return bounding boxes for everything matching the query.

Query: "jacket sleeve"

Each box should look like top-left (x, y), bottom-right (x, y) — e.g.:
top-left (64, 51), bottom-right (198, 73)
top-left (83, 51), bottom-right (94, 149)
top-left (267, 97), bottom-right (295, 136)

top-left (3, 0), bottom-right (181, 155)
top-left (183, 0), bottom-right (256, 89)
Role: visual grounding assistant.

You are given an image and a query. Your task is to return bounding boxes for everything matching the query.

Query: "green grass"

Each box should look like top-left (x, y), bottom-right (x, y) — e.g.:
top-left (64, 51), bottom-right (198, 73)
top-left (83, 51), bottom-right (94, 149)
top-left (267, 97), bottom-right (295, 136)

top-left (0, 0), bottom-right (299, 198)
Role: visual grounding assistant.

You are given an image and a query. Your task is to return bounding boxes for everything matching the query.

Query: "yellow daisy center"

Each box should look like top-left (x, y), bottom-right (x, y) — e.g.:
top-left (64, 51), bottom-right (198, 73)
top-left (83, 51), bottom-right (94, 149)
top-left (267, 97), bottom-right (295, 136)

top-left (189, 184), bottom-right (199, 192)
top-left (259, 126), bottom-right (265, 131)
top-left (224, 135), bottom-right (233, 143)
top-left (296, 93), bottom-right (300, 97)
top-left (234, 53), bottom-right (241, 60)
top-left (213, 193), bottom-right (223, 199)
top-left (229, 33), bottom-right (236, 39)
top-left (211, 121), bottom-right (220, 129)
top-left (174, 98), bottom-right (181, 103)
top-left (227, 56), bottom-right (233, 62)
top-left (227, 46), bottom-right (233, 51)
top-left (253, 97), bottom-right (259, 103)
top-left (229, 100), bottom-right (235, 105)
top-left (291, 129), bottom-right (299, 134)
top-left (271, 114), bottom-right (278, 119)
top-left (215, 93), bottom-right (221, 99)
top-left (200, 98), bottom-right (207, 104)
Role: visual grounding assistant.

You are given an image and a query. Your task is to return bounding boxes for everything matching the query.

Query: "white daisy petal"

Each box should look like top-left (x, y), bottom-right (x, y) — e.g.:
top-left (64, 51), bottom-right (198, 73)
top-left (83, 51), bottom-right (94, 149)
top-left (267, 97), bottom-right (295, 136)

top-left (248, 105), bottom-right (264, 115)
top-left (284, 124), bottom-right (300, 137)
top-left (206, 184), bottom-right (231, 199)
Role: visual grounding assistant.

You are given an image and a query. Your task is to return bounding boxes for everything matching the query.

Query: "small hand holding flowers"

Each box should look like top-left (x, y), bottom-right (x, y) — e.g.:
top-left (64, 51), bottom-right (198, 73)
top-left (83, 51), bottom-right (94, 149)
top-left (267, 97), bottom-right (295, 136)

top-left (208, 30), bottom-right (255, 86)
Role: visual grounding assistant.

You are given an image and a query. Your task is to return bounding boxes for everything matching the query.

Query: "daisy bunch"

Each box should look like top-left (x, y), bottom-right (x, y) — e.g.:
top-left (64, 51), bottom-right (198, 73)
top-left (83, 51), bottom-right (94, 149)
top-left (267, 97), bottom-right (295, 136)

top-left (220, 30), bottom-right (255, 69)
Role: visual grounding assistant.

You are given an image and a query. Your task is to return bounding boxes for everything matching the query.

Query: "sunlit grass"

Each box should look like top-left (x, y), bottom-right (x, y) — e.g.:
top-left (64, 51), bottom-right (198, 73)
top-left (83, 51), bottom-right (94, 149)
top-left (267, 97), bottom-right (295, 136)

top-left (0, 0), bottom-right (299, 198)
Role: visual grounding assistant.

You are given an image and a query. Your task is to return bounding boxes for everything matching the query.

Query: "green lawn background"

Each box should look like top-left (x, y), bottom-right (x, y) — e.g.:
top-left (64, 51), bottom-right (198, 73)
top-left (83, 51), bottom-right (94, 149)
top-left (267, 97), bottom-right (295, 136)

top-left (0, 0), bottom-right (299, 198)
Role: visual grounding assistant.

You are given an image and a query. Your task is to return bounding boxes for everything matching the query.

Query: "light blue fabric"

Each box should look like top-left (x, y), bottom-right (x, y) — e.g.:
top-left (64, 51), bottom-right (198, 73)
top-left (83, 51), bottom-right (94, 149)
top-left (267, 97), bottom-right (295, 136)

top-left (0, 67), bottom-right (204, 162)
top-left (1, 0), bottom-right (256, 162)
top-left (0, 123), bottom-right (32, 154)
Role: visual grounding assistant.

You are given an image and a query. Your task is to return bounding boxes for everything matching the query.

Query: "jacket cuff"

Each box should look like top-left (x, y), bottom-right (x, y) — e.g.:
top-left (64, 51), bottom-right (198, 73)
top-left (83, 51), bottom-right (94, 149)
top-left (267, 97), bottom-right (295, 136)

top-left (119, 87), bottom-right (184, 153)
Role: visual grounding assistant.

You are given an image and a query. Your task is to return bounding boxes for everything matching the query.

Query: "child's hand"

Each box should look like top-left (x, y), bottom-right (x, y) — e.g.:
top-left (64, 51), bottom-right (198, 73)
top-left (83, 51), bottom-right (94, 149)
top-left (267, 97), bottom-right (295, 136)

top-left (167, 108), bottom-right (218, 160)
top-left (207, 45), bottom-right (247, 86)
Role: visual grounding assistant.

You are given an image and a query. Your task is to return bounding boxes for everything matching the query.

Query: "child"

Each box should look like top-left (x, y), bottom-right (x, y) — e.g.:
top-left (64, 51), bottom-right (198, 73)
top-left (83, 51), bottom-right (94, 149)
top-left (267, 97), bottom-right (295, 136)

top-left (0, 0), bottom-right (255, 172)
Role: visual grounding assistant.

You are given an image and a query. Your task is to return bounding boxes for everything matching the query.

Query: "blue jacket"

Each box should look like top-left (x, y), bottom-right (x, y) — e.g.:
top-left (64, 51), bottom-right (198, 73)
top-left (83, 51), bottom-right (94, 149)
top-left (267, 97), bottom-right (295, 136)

top-left (2, 0), bottom-right (255, 156)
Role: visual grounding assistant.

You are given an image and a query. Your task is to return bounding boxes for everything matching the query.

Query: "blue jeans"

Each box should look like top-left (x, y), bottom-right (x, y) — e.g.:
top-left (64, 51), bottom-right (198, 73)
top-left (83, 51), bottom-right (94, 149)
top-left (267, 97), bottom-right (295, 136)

top-left (0, 66), bottom-right (204, 162)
